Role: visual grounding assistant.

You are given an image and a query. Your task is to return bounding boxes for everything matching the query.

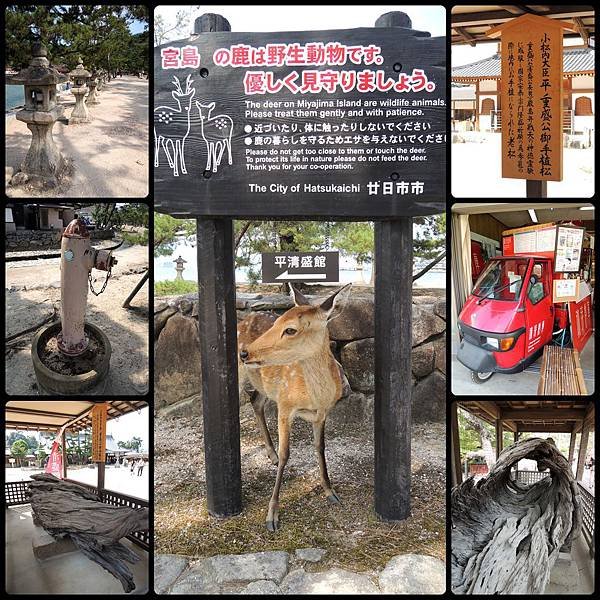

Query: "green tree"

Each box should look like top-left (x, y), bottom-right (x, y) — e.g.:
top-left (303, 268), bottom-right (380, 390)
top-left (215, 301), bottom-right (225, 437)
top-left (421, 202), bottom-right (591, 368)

top-left (36, 449), bottom-right (48, 468)
top-left (11, 439), bottom-right (29, 466)
top-left (5, 5), bottom-right (148, 72)
top-left (153, 213), bottom-right (195, 257)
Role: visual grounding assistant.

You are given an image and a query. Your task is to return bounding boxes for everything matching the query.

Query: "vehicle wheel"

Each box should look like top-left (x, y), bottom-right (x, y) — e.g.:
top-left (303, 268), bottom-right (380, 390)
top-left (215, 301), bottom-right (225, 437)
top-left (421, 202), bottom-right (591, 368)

top-left (471, 371), bottom-right (494, 384)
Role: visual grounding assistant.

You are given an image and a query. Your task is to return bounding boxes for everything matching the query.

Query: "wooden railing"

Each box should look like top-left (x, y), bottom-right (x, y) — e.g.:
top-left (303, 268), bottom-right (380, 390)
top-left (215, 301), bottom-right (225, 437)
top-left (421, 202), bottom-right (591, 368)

top-left (577, 482), bottom-right (595, 558)
top-left (4, 481), bottom-right (30, 506)
top-left (515, 470), bottom-right (549, 484)
top-left (5, 480), bottom-right (149, 551)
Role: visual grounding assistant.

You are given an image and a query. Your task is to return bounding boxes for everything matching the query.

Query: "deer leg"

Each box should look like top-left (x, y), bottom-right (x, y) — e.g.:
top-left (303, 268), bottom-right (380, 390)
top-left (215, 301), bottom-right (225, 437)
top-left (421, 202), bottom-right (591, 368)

top-left (249, 391), bottom-right (278, 465)
top-left (175, 139), bottom-right (187, 174)
top-left (226, 138), bottom-right (233, 165)
top-left (161, 138), bottom-right (174, 170)
top-left (215, 141), bottom-right (226, 168)
top-left (205, 143), bottom-right (212, 172)
top-left (211, 142), bottom-right (219, 172)
top-left (154, 132), bottom-right (160, 167)
top-left (313, 419), bottom-right (340, 504)
top-left (179, 140), bottom-right (188, 174)
top-left (266, 411), bottom-right (292, 532)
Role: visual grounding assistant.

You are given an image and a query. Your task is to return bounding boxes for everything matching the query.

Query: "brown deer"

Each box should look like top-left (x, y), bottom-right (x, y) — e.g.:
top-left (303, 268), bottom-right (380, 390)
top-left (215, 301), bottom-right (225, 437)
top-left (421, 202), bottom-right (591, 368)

top-left (237, 284), bottom-right (352, 531)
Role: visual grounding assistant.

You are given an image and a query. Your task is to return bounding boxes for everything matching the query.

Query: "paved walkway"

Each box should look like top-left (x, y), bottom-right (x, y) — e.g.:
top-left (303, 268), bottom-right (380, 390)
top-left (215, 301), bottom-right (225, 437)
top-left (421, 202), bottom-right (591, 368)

top-left (6, 76), bottom-right (148, 197)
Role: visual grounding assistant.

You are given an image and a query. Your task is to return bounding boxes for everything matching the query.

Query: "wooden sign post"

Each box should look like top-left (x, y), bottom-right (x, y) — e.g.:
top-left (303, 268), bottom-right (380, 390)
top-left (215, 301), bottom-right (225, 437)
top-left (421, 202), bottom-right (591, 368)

top-left (155, 11), bottom-right (445, 522)
top-left (91, 402), bottom-right (108, 491)
top-left (487, 14), bottom-right (574, 198)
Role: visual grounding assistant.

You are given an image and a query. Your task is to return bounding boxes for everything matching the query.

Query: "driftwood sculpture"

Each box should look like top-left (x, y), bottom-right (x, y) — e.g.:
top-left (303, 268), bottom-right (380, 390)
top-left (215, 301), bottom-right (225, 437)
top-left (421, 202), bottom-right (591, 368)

top-left (452, 437), bottom-right (581, 594)
top-left (27, 473), bottom-right (149, 593)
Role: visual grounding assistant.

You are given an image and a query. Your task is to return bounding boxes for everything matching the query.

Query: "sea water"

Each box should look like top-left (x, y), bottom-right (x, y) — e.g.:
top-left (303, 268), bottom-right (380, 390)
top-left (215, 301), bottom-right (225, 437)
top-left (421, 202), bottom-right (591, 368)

top-left (5, 84), bottom-right (24, 111)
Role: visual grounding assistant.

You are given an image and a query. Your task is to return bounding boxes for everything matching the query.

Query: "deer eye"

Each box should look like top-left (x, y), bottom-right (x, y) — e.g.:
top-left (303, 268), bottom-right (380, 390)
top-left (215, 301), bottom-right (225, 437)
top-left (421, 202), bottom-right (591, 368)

top-left (284, 328), bottom-right (297, 336)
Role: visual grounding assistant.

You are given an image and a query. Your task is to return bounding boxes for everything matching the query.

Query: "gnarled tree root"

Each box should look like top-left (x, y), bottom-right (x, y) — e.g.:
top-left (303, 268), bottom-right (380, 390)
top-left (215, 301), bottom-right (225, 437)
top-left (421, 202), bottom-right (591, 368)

top-left (451, 437), bottom-right (581, 594)
top-left (27, 473), bottom-right (149, 593)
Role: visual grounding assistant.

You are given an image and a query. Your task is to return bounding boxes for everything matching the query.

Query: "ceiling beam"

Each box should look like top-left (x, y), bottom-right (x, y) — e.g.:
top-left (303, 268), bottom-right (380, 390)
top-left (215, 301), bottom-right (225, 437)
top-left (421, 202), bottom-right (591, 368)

top-left (451, 7), bottom-right (595, 28)
top-left (455, 26), bottom-right (477, 47)
top-left (517, 424), bottom-right (574, 433)
top-left (573, 17), bottom-right (590, 46)
top-left (501, 408), bottom-right (587, 421)
top-left (6, 407), bottom-right (78, 419)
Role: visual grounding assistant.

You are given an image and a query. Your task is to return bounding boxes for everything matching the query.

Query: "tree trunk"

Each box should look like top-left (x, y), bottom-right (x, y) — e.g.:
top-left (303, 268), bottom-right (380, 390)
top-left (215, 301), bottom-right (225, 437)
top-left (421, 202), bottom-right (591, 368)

top-left (462, 411), bottom-right (496, 469)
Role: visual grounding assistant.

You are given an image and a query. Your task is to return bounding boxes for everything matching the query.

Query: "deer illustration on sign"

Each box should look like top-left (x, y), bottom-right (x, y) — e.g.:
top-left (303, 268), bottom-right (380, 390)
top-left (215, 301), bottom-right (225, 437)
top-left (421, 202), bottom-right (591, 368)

top-left (195, 101), bottom-right (234, 173)
top-left (154, 75), bottom-right (195, 177)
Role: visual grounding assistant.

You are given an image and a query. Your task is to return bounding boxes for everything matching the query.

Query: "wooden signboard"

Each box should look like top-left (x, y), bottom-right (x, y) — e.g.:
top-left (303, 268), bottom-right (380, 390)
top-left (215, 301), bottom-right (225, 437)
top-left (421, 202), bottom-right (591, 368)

top-left (487, 14), bottom-right (574, 182)
top-left (154, 27), bottom-right (445, 218)
top-left (91, 403), bottom-right (108, 463)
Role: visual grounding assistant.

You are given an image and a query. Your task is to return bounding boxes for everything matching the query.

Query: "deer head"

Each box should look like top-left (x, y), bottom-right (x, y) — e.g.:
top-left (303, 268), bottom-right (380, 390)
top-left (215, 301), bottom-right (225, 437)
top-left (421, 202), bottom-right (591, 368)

top-left (239, 284), bottom-right (352, 367)
top-left (171, 74), bottom-right (195, 102)
top-left (195, 101), bottom-right (216, 121)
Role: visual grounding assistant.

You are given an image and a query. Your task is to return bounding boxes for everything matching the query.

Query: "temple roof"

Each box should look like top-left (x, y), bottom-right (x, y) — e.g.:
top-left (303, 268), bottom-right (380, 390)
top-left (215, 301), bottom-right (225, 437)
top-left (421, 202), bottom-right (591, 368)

top-left (452, 47), bottom-right (594, 80)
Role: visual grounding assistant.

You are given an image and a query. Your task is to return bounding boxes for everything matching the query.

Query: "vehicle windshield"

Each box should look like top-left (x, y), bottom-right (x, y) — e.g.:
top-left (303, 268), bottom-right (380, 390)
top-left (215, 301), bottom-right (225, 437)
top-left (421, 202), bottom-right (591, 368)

top-left (472, 258), bottom-right (530, 301)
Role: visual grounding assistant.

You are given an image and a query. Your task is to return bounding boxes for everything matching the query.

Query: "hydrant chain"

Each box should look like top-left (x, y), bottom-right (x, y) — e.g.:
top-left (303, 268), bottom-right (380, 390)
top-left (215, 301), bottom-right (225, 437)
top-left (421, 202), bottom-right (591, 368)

top-left (89, 267), bottom-right (112, 296)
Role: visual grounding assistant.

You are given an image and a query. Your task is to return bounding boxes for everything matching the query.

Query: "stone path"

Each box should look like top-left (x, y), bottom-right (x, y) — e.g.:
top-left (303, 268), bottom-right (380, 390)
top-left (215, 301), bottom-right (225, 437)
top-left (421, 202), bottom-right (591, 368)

top-left (6, 76), bottom-right (148, 197)
top-left (155, 551), bottom-right (446, 594)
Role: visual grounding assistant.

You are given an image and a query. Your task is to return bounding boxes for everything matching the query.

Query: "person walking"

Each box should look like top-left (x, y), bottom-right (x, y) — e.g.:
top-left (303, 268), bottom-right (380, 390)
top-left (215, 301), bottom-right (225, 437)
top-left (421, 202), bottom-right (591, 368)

top-left (129, 458), bottom-right (135, 476)
top-left (137, 458), bottom-right (144, 476)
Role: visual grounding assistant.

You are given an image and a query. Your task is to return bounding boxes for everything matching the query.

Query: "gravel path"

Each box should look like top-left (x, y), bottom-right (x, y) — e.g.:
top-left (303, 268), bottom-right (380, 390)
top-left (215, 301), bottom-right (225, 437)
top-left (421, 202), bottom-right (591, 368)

top-left (5, 76), bottom-right (148, 198)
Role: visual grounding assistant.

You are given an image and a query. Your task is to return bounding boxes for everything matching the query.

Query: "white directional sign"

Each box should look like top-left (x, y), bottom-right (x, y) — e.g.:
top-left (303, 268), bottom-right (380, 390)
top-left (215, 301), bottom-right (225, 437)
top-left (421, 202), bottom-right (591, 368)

top-left (262, 251), bottom-right (339, 283)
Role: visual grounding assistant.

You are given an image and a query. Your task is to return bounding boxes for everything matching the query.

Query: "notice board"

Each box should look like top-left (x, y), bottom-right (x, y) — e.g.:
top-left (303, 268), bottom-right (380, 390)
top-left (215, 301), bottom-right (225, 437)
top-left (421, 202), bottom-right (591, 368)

top-left (154, 27), bottom-right (445, 218)
top-left (91, 403), bottom-right (108, 463)
top-left (488, 14), bottom-right (573, 182)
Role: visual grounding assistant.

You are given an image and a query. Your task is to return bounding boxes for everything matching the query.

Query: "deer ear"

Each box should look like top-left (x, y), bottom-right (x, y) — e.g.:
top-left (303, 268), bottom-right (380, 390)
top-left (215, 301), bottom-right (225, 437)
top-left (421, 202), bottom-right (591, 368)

top-left (289, 284), bottom-right (310, 306)
top-left (320, 283), bottom-right (352, 319)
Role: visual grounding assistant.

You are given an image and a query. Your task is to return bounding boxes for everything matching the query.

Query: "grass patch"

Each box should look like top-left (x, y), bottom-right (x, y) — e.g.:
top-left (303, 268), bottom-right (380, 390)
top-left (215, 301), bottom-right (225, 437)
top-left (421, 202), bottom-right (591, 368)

top-left (155, 279), bottom-right (197, 297)
top-left (155, 465), bottom-right (445, 572)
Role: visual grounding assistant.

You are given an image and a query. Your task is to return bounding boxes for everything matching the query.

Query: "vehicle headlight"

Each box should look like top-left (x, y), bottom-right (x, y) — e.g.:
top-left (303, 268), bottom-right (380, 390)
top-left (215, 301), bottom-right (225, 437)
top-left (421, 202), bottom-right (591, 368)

top-left (485, 337), bottom-right (499, 350)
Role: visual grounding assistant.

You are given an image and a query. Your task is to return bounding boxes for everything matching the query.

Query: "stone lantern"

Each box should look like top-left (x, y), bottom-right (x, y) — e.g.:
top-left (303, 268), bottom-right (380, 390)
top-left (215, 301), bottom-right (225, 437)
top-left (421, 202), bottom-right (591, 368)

top-left (86, 71), bottom-right (100, 105)
top-left (96, 70), bottom-right (104, 92)
top-left (5, 42), bottom-right (68, 187)
top-left (68, 57), bottom-right (92, 123)
top-left (174, 255), bottom-right (187, 281)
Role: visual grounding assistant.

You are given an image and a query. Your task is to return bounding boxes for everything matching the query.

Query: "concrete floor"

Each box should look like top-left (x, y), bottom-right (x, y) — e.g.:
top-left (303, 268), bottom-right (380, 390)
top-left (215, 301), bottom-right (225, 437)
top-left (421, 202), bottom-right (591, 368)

top-left (545, 535), bottom-right (595, 594)
top-left (451, 330), bottom-right (595, 396)
top-left (5, 505), bottom-right (148, 594)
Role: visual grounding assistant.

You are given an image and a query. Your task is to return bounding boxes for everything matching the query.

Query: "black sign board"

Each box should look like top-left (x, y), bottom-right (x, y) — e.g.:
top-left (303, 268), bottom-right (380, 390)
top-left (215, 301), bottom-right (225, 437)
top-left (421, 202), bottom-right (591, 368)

top-left (154, 27), bottom-right (445, 219)
top-left (262, 251), bottom-right (339, 283)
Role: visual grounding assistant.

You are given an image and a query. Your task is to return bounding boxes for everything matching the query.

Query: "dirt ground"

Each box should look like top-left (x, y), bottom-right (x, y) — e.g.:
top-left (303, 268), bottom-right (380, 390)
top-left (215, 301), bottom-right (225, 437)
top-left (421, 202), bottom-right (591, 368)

top-left (155, 402), bottom-right (446, 572)
top-left (5, 76), bottom-right (148, 198)
top-left (5, 243), bottom-right (149, 395)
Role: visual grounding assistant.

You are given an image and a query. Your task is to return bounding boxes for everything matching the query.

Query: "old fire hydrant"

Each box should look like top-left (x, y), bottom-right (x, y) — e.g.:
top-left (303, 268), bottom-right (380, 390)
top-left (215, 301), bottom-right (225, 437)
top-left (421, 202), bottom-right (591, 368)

top-left (57, 218), bottom-right (117, 355)
top-left (31, 217), bottom-right (117, 394)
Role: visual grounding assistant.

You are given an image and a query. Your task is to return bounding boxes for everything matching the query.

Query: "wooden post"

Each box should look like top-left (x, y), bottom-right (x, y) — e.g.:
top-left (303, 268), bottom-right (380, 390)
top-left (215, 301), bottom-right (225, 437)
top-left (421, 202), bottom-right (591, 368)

top-left (122, 271), bottom-right (149, 308)
top-left (567, 429), bottom-right (577, 474)
top-left (372, 10), bottom-right (418, 521)
top-left (97, 461), bottom-right (105, 493)
top-left (374, 218), bottom-right (412, 520)
top-left (451, 402), bottom-right (462, 487)
top-left (495, 419), bottom-right (503, 459)
top-left (195, 13), bottom-right (242, 519)
top-left (513, 431), bottom-right (519, 444)
top-left (575, 425), bottom-right (589, 481)
top-left (60, 429), bottom-right (68, 479)
top-left (526, 179), bottom-right (547, 198)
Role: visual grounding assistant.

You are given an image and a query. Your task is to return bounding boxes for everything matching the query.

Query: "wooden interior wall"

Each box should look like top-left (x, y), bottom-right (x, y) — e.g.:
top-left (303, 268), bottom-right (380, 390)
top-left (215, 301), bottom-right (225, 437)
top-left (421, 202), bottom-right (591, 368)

top-left (468, 213), bottom-right (506, 242)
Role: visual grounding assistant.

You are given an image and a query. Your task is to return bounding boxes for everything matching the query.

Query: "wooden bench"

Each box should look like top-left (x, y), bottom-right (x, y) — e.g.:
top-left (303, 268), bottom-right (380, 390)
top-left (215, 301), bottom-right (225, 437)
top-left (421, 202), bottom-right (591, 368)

top-left (537, 346), bottom-right (588, 395)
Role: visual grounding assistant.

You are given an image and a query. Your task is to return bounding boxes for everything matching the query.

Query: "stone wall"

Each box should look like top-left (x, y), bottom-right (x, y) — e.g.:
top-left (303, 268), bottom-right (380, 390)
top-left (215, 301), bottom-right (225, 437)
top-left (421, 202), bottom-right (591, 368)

top-left (5, 228), bottom-right (114, 251)
top-left (5, 229), bottom-right (62, 251)
top-left (154, 288), bottom-right (446, 423)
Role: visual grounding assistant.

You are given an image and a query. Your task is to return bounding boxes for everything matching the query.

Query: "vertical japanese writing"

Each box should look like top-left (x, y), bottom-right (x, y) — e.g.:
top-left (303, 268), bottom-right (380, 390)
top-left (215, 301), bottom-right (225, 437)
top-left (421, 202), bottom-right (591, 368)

top-left (506, 42), bottom-right (516, 161)
top-left (516, 42), bottom-right (524, 173)
top-left (526, 41), bottom-right (535, 175)
top-left (539, 32), bottom-right (552, 177)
